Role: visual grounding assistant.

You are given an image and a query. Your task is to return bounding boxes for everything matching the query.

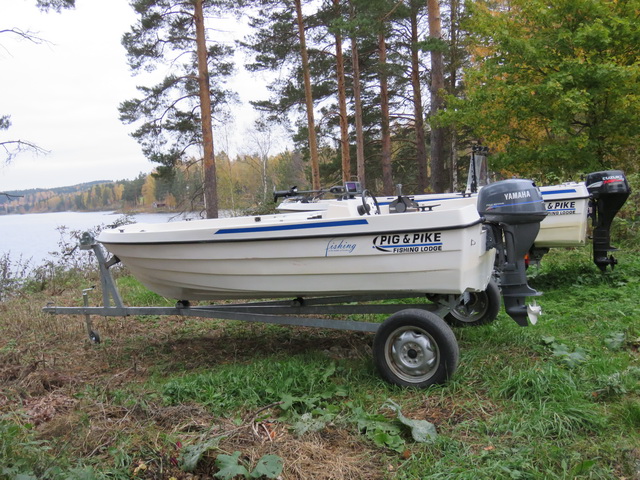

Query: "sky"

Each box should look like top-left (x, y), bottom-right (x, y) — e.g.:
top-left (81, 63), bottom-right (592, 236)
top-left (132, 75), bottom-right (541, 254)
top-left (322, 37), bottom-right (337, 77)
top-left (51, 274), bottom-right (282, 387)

top-left (0, 0), bottom-right (272, 192)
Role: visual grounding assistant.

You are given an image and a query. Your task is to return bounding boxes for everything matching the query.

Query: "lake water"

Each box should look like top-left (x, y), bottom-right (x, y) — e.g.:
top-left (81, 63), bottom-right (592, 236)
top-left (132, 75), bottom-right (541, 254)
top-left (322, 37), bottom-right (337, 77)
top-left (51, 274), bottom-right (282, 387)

top-left (0, 211), bottom-right (198, 267)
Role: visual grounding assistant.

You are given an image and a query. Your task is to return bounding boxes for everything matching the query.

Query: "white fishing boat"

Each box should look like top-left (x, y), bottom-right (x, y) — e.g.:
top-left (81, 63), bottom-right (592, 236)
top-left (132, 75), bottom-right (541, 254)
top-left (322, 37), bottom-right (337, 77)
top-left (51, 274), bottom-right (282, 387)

top-left (98, 196), bottom-right (494, 302)
top-left (97, 178), bottom-right (546, 323)
top-left (536, 182), bottom-right (590, 247)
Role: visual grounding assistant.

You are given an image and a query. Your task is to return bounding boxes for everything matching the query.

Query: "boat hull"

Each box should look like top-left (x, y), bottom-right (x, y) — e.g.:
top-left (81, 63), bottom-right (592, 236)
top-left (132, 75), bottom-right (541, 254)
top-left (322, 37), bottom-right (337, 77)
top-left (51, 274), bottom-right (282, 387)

top-left (536, 183), bottom-right (589, 247)
top-left (98, 203), bottom-right (495, 301)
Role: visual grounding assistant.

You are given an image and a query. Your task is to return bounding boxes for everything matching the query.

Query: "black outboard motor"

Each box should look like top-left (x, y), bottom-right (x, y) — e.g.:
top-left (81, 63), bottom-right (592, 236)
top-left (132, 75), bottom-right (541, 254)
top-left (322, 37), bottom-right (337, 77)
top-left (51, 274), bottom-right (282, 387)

top-left (478, 179), bottom-right (548, 326)
top-left (586, 170), bottom-right (631, 272)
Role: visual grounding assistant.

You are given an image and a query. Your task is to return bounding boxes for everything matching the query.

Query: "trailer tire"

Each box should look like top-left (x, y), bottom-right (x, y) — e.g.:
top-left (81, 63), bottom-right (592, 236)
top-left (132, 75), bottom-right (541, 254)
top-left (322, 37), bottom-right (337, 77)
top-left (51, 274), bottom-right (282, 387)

top-left (373, 309), bottom-right (458, 388)
top-left (444, 279), bottom-right (501, 327)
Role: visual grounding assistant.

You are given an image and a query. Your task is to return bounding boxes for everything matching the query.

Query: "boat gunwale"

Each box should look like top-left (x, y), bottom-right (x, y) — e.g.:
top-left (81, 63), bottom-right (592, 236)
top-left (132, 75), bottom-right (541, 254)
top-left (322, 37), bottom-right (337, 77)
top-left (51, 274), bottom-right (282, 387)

top-left (540, 191), bottom-right (590, 200)
top-left (98, 218), bottom-right (485, 246)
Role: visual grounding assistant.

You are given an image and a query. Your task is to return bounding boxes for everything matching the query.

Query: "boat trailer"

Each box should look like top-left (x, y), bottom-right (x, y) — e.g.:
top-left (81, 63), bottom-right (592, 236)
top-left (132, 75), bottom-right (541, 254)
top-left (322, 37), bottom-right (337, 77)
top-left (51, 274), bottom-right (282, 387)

top-left (43, 234), bottom-right (496, 388)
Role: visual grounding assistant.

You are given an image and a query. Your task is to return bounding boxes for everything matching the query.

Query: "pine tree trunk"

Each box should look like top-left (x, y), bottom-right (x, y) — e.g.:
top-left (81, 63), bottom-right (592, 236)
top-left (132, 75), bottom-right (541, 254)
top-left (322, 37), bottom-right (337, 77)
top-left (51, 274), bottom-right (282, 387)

top-left (410, 1), bottom-right (428, 193)
top-left (350, 30), bottom-right (366, 187)
top-left (451, 129), bottom-right (458, 191)
top-left (194, 0), bottom-right (218, 218)
top-left (450, 0), bottom-right (459, 191)
top-left (295, 0), bottom-right (320, 190)
top-left (379, 32), bottom-right (393, 195)
top-left (334, 0), bottom-right (351, 184)
top-left (428, 0), bottom-right (447, 193)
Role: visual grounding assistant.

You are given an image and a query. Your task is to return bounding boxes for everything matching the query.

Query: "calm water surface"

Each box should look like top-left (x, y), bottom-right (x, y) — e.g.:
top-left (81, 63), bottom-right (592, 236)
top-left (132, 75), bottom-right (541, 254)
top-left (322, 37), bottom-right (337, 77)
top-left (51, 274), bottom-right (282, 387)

top-left (0, 211), bottom-right (198, 267)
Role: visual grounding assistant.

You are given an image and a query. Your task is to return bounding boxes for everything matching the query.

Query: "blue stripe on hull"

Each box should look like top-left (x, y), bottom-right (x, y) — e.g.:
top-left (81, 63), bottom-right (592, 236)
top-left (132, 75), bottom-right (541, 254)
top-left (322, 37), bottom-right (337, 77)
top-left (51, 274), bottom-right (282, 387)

top-left (214, 218), bottom-right (369, 235)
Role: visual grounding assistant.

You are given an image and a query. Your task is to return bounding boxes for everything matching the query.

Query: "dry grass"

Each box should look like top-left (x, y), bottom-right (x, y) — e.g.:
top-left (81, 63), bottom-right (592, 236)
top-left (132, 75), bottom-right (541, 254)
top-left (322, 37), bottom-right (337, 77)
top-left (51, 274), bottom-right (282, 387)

top-left (0, 287), bottom-right (384, 479)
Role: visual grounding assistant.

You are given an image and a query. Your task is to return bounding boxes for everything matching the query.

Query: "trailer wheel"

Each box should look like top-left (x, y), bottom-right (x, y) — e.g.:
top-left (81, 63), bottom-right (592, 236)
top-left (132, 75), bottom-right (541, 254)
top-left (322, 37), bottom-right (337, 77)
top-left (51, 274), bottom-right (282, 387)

top-left (373, 309), bottom-right (458, 388)
top-left (444, 279), bottom-right (501, 327)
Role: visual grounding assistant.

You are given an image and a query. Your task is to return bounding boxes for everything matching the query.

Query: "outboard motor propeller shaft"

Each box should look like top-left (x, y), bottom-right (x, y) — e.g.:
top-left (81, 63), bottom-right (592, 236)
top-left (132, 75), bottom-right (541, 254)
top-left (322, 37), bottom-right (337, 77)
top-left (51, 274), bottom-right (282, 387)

top-left (478, 179), bottom-right (548, 326)
top-left (586, 171), bottom-right (631, 272)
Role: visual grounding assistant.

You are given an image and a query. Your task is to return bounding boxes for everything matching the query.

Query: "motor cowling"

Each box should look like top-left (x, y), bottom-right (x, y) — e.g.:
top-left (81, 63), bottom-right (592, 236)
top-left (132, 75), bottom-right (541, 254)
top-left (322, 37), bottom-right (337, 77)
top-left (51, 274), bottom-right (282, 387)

top-left (478, 179), bottom-right (547, 326)
top-left (585, 170), bottom-right (631, 271)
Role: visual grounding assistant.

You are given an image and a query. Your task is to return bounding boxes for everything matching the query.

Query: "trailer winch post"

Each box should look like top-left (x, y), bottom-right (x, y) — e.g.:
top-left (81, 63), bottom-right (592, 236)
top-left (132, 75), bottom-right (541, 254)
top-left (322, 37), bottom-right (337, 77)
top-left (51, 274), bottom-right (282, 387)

top-left (79, 232), bottom-right (124, 310)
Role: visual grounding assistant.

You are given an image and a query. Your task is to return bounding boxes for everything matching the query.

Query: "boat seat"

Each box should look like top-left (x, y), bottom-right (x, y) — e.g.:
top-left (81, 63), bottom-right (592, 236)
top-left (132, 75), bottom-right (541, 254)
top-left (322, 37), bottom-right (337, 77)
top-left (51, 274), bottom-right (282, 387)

top-left (324, 202), bottom-right (359, 219)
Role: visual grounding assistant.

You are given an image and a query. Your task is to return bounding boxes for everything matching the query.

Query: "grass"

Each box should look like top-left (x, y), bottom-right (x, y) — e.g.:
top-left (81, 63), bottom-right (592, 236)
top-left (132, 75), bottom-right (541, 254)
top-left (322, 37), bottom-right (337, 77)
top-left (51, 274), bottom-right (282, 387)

top-left (0, 246), bottom-right (639, 479)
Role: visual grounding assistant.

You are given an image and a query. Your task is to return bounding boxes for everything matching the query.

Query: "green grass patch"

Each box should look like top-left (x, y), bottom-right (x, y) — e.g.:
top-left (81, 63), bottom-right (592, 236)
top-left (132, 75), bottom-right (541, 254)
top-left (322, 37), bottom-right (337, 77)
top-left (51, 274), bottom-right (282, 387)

top-left (159, 354), bottom-right (361, 416)
top-left (116, 275), bottom-right (175, 306)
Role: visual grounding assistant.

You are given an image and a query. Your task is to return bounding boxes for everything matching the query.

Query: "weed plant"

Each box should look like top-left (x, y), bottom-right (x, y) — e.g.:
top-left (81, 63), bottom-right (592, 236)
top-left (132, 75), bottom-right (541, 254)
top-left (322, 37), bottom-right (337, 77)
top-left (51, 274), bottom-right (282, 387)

top-left (0, 215), bottom-right (136, 302)
top-left (0, 239), bottom-right (638, 478)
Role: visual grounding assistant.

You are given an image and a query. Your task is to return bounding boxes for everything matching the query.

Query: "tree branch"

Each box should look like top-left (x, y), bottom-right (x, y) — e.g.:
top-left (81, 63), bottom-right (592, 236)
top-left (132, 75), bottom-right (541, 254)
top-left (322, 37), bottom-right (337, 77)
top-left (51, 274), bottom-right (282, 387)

top-left (1, 140), bottom-right (49, 164)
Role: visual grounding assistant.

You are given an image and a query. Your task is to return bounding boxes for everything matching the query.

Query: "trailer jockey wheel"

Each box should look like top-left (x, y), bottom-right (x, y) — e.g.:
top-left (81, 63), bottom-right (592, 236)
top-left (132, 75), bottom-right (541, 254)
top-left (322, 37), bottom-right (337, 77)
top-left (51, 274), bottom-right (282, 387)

top-left (361, 189), bottom-right (380, 215)
top-left (88, 330), bottom-right (101, 344)
top-left (373, 309), bottom-right (459, 388)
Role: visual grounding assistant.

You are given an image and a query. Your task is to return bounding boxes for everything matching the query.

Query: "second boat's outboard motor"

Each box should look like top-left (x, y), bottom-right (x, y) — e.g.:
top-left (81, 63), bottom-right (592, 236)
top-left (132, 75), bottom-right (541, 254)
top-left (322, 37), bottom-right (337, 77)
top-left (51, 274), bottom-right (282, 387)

top-left (478, 179), bottom-right (548, 327)
top-left (586, 171), bottom-right (631, 272)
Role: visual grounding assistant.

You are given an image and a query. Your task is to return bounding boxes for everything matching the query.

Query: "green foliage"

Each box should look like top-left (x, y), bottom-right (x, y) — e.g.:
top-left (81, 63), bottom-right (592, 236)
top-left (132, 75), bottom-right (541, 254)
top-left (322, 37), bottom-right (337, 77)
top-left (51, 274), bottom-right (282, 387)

top-left (0, 420), bottom-right (46, 479)
top-left (0, 223), bottom-right (107, 300)
top-left (604, 332), bottom-right (626, 351)
top-left (442, 0), bottom-right (640, 177)
top-left (497, 362), bottom-right (581, 403)
top-left (213, 452), bottom-right (282, 480)
top-left (161, 356), bottom-right (351, 416)
top-left (0, 418), bottom-right (127, 480)
top-left (383, 399), bottom-right (437, 443)
top-left (619, 399), bottom-right (640, 429)
top-left (116, 276), bottom-right (173, 307)
top-left (593, 367), bottom-right (640, 400)
top-left (214, 452), bottom-right (250, 479)
top-left (541, 336), bottom-right (589, 368)
top-left (120, 0), bottom-right (236, 181)
top-left (350, 405), bottom-right (405, 452)
top-left (180, 437), bottom-right (223, 472)
top-left (528, 246), bottom-right (639, 291)
top-left (35, 0), bottom-right (75, 12)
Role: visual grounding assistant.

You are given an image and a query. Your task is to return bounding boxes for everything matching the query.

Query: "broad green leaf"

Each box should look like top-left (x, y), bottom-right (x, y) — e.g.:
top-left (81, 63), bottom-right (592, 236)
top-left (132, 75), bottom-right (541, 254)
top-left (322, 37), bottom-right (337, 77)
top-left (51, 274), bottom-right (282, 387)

top-left (292, 412), bottom-right (330, 436)
top-left (371, 430), bottom-right (404, 451)
top-left (214, 452), bottom-right (249, 480)
top-left (250, 454), bottom-right (283, 479)
top-left (180, 437), bottom-right (222, 472)
top-left (384, 399), bottom-right (438, 443)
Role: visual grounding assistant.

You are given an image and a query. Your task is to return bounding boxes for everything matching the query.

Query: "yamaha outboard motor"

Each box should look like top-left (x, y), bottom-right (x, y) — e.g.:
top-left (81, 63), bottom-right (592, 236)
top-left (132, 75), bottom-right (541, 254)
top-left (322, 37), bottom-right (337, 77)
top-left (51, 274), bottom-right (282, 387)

top-left (478, 179), bottom-right (547, 326)
top-left (586, 171), bottom-right (631, 272)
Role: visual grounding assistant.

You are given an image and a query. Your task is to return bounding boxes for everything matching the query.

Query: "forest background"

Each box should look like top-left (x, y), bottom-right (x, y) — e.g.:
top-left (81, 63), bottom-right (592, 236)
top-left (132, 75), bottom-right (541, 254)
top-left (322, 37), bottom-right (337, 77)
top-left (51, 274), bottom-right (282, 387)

top-left (2, 0), bottom-right (639, 217)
